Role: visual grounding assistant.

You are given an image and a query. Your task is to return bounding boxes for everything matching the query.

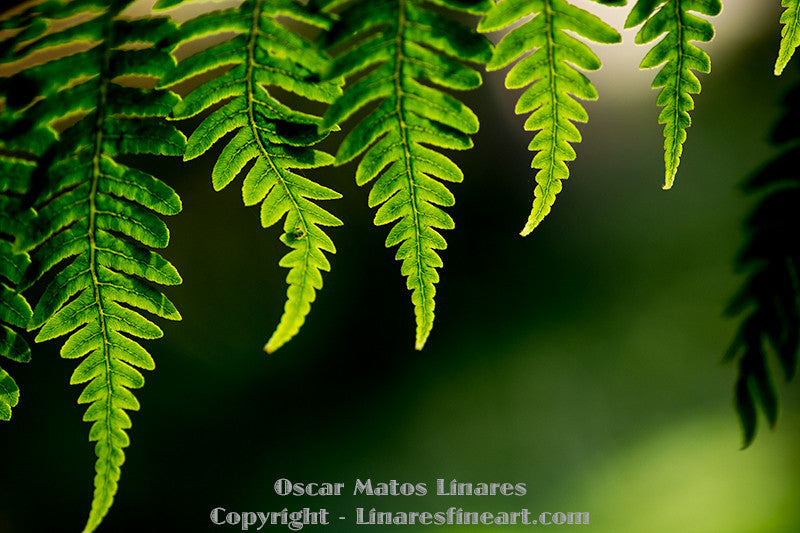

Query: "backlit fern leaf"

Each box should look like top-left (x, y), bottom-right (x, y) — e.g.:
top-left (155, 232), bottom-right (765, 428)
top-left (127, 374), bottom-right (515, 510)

top-left (478, 0), bottom-right (622, 236)
top-left (0, 0), bottom-right (99, 63)
top-left (320, 0), bottom-right (492, 349)
top-left (157, 0), bottom-right (343, 354)
top-left (725, 79), bottom-right (800, 448)
top-left (2, 1), bottom-right (185, 531)
top-left (624, 0), bottom-right (721, 189)
top-left (0, 156), bottom-right (34, 422)
top-left (776, 0), bottom-right (800, 75)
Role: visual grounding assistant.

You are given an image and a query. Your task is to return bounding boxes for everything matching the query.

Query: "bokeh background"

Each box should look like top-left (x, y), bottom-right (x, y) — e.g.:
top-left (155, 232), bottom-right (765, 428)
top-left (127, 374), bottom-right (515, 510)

top-left (1, 0), bottom-right (799, 532)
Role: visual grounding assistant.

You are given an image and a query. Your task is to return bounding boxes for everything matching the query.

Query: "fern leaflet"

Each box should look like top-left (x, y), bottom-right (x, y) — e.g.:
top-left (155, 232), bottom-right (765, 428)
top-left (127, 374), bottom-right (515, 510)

top-left (776, 0), bottom-right (800, 75)
top-left (725, 80), bottom-right (800, 447)
top-left (0, 156), bottom-right (34, 422)
top-left (2, 1), bottom-right (185, 530)
top-left (157, 0), bottom-right (343, 354)
top-left (624, 0), bottom-right (720, 189)
top-left (478, 0), bottom-right (622, 236)
top-left (320, 0), bottom-right (492, 349)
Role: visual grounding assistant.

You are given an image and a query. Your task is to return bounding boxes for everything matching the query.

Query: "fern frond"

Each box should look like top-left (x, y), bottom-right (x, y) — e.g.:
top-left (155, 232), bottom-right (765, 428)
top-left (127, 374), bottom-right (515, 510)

top-left (624, 0), bottom-right (720, 189)
top-left (2, 2), bottom-right (185, 531)
top-left (776, 0), bottom-right (800, 75)
top-left (725, 80), bottom-right (800, 448)
top-left (159, 0), bottom-right (343, 354)
top-left (478, 0), bottom-right (622, 236)
top-left (320, 0), bottom-right (492, 349)
top-left (0, 156), bottom-right (34, 422)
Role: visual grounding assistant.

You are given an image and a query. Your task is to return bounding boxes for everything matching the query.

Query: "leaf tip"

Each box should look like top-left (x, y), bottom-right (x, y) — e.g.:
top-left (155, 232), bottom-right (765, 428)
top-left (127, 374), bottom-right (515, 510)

top-left (663, 168), bottom-right (677, 190)
top-left (415, 320), bottom-right (434, 351)
top-left (264, 329), bottom-right (290, 354)
top-left (520, 216), bottom-right (541, 236)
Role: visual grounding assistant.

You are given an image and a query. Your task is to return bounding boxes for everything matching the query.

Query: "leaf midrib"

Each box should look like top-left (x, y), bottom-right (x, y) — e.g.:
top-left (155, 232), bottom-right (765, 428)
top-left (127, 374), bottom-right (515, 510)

top-left (86, 9), bottom-right (115, 528)
top-left (393, 0), bottom-right (430, 348)
top-left (246, 0), bottom-right (313, 346)
top-left (666, 0), bottom-right (685, 189)
top-left (528, 0), bottom-right (559, 230)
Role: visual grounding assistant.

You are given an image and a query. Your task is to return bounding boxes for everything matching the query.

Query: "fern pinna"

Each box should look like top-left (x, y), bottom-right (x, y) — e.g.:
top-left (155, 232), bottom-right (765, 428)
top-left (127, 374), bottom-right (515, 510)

top-left (157, 0), bottom-right (343, 354)
top-left (0, 156), bottom-right (34, 422)
top-left (478, 0), bottom-right (623, 236)
top-left (624, 0), bottom-right (721, 189)
top-left (725, 78), bottom-right (800, 448)
top-left (319, 0), bottom-right (492, 349)
top-left (776, 0), bottom-right (800, 75)
top-left (1, 1), bottom-right (185, 531)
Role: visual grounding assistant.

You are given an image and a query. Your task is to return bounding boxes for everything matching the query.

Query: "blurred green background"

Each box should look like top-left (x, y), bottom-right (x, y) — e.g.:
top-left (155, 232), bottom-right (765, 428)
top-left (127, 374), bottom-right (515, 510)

top-left (1, 1), bottom-right (799, 532)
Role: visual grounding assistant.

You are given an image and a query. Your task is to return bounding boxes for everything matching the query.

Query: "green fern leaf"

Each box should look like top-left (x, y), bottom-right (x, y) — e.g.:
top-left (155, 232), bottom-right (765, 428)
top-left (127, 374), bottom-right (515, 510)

top-left (725, 80), bottom-right (800, 448)
top-left (2, 2), bottom-right (185, 530)
top-left (159, 0), bottom-right (343, 354)
top-left (776, 0), bottom-right (800, 75)
top-left (0, 0), bottom-right (99, 61)
top-left (624, 0), bottom-right (720, 189)
top-left (478, 0), bottom-right (622, 236)
top-left (320, 0), bottom-right (492, 349)
top-left (0, 156), bottom-right (34, 422)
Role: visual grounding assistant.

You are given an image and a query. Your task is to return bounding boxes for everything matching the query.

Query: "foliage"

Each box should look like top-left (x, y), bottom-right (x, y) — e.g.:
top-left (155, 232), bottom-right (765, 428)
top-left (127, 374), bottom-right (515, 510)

top-left (624, 0), bottom-right (721, 189)
top-left (318, 0), bottom-right (492, 349)
top-left (0, 156), bottom-right (33, 421)
top-left (776, 0), bottom-right (800, 76)
top-left (478, 0), bottom-right (623, 235)
top-left (0, 0), bottom-right (799, 530)
top-left (1, 1), bottom-right (184, 531)
top-left (156, 0), bottom-right (344, 353)
top-left (725, 77), bottom-right (800, 448)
